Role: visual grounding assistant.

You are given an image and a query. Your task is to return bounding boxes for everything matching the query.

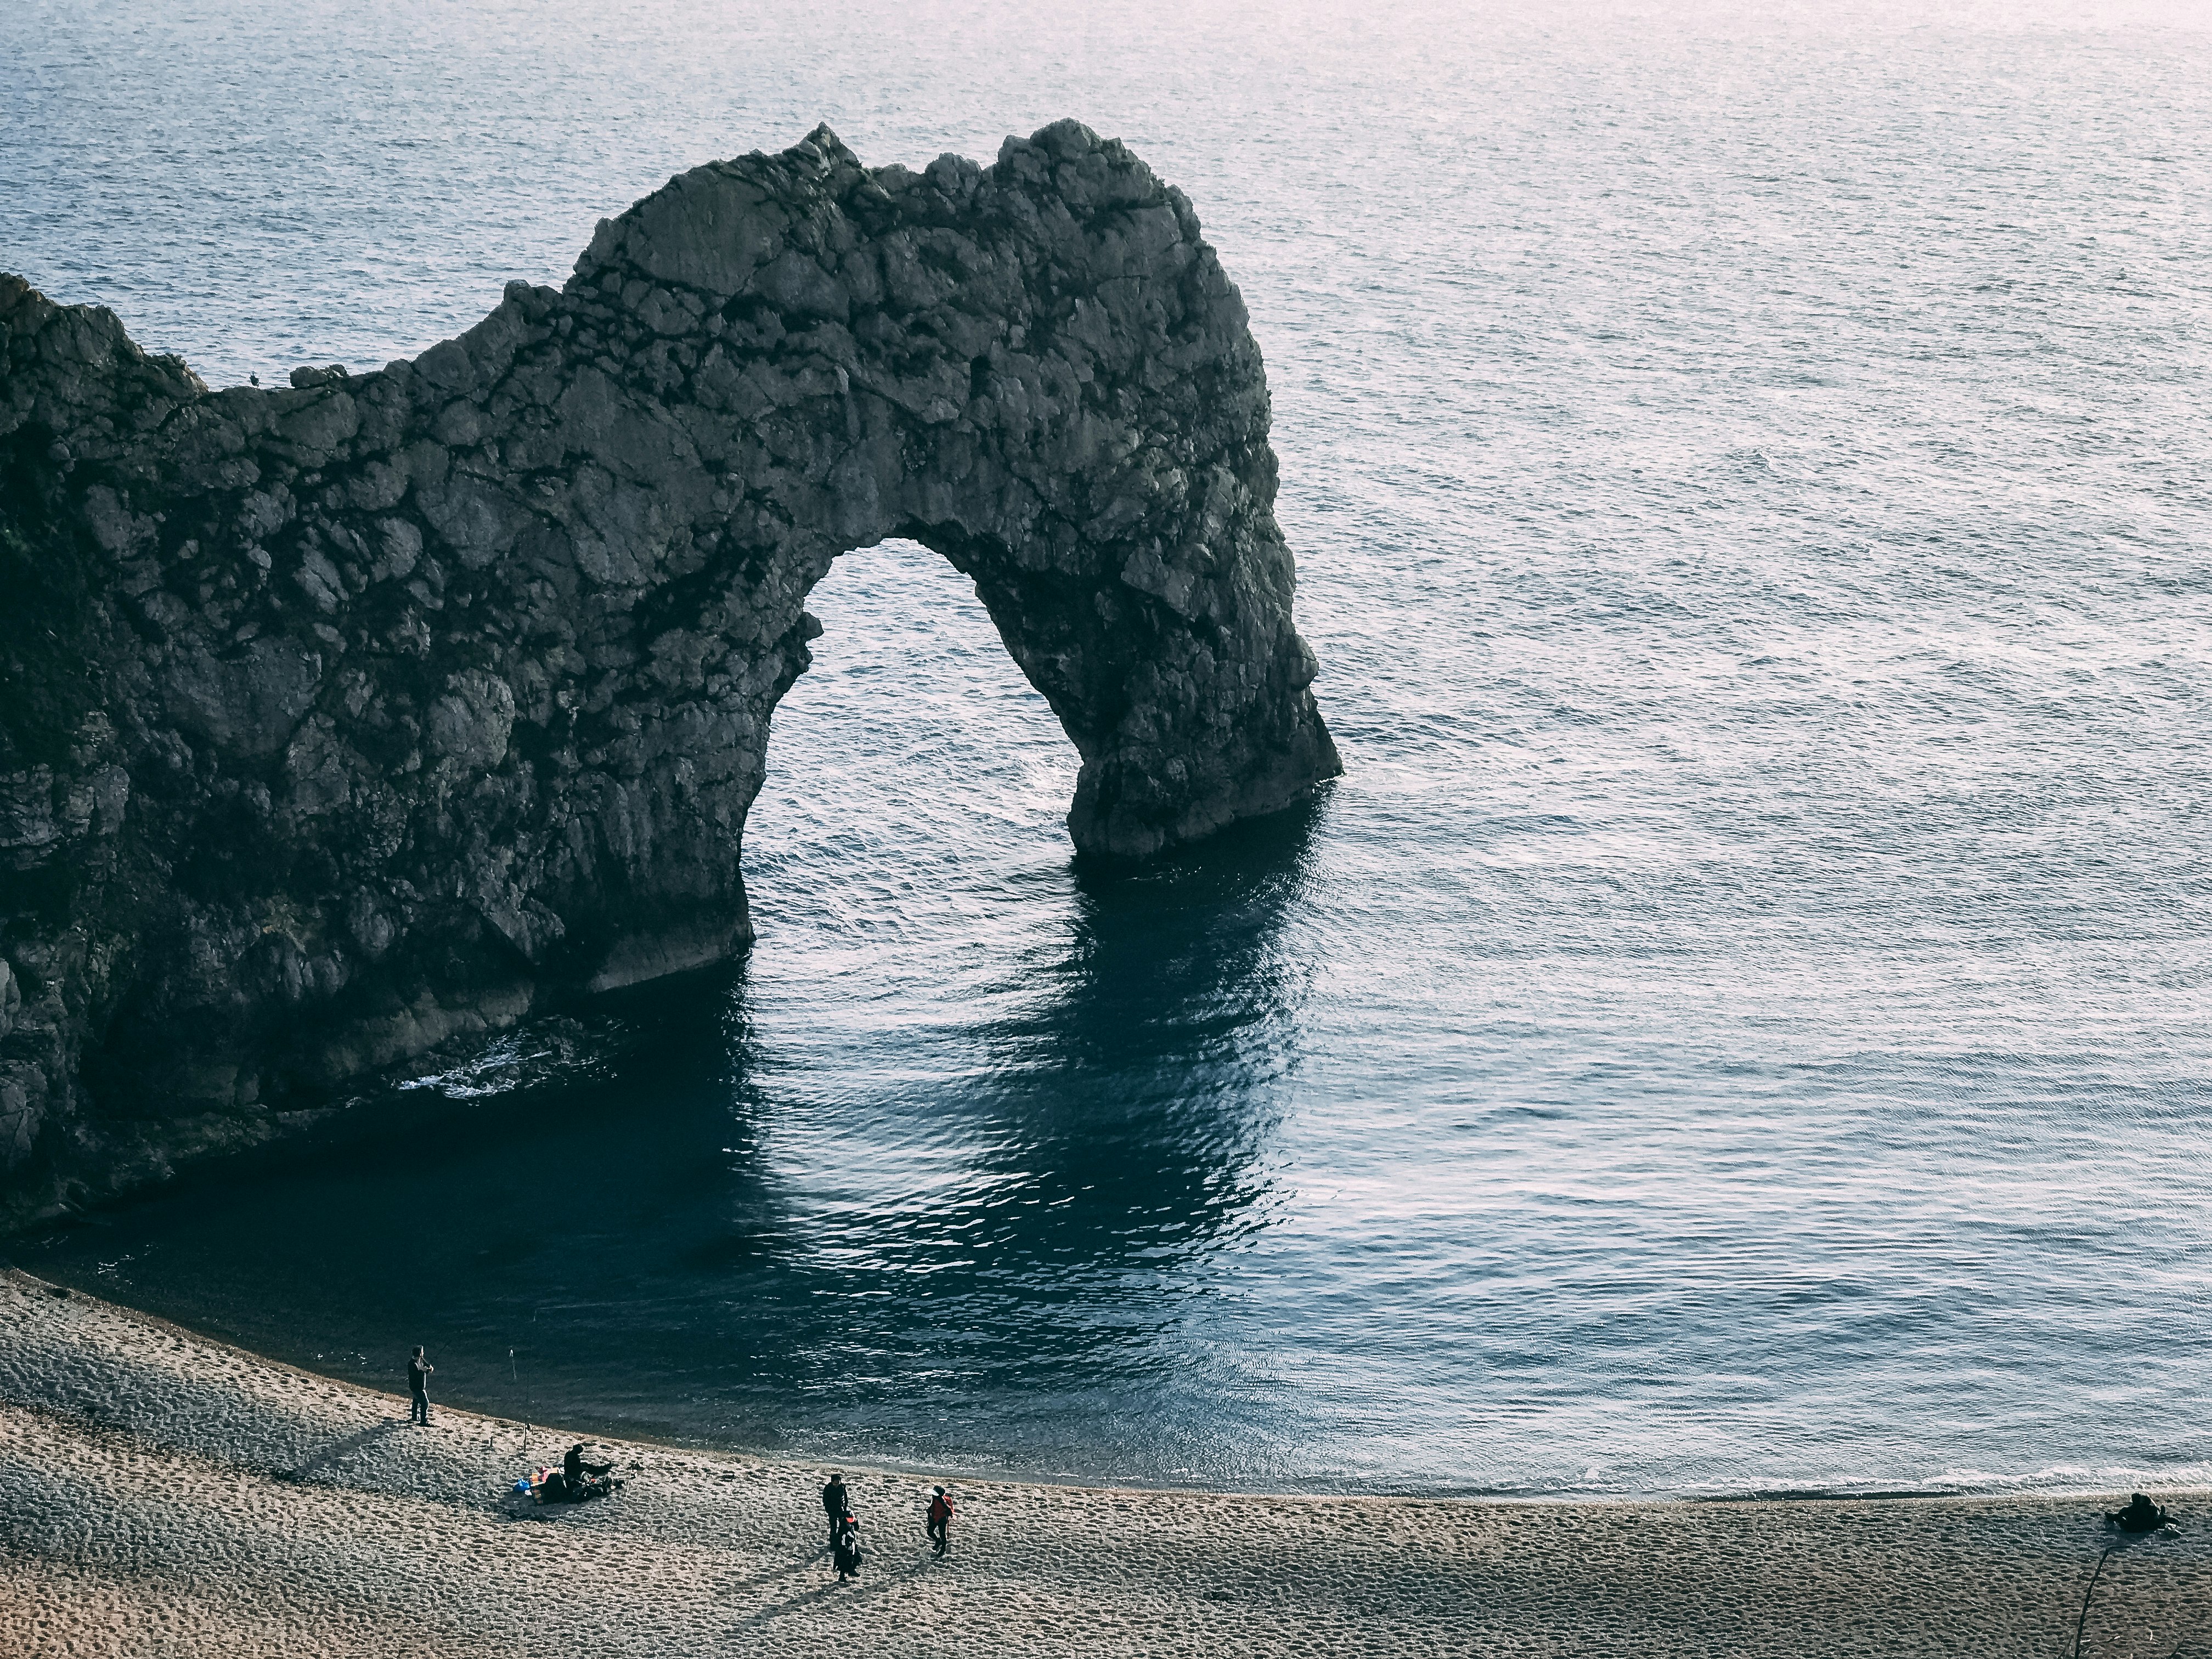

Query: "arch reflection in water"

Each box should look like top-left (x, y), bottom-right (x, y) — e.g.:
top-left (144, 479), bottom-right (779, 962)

top-left (730, 811), bottom-right (1323, 1479)
top-left (718, 536), bottom-right (1328, 1477)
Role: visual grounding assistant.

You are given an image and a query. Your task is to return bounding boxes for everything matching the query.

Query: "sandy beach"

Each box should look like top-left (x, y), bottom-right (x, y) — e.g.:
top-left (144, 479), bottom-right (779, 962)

top-left (0, 1268), bottom-right (2203, 1657)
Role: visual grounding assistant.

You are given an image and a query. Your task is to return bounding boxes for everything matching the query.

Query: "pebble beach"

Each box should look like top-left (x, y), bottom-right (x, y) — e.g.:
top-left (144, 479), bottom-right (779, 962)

top-left (3, 1268), bottom-right (2208, 1657)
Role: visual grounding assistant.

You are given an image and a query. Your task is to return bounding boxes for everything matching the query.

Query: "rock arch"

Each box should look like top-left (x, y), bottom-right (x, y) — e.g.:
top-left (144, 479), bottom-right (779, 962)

top-left (0, 120), bottom-right (1339, 1211)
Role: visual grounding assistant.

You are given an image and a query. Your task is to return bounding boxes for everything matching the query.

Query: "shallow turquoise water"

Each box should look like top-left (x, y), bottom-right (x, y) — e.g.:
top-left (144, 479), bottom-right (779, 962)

top-left (8, 0), bottom-right (2212, 1496)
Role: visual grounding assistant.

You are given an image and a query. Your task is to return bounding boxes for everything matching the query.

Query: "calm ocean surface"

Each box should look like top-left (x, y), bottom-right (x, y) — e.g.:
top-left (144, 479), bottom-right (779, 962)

top-left (7, 0), bottom-right (2212, 1497)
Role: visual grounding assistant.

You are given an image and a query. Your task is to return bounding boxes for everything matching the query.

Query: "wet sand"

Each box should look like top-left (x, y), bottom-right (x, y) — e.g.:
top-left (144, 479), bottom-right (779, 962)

top-left (2, 1268), bottom-right (2205, 1657)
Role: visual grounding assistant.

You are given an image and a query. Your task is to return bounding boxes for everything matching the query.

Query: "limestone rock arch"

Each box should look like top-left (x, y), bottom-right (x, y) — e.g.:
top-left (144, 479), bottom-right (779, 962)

top-left (0, 120), bottom-right (1339, 1209)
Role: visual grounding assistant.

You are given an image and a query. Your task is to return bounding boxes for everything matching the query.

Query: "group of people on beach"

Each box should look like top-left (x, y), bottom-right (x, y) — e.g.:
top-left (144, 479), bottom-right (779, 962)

top-left (403, 1345), bottom-right (955, 1568)
top-left (411, 1345), bottom-right (617, 1502)
top-left (820, 1470), bottom-right (956, 1581)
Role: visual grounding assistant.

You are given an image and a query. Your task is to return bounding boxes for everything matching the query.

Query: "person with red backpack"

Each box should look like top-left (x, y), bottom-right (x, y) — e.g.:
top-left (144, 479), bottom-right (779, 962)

top-left (926, 1486), bottom-right (953, 1558)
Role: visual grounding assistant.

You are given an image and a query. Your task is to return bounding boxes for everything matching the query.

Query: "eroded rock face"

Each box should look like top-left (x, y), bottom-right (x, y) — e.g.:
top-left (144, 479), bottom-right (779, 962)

top-left (0, 120), bottom-right (1339, 1219)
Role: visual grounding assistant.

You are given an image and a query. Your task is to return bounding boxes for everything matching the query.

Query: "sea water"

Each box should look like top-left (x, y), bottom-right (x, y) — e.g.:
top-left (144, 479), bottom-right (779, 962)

top-left (6, 0), bottom-right (2212, 1497)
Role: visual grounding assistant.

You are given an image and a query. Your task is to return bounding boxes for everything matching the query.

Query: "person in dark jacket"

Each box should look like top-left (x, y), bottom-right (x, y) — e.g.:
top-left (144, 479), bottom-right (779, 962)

top-left (407, 1346), bottom-right (433, 1426)
top-left (537, 1444), bottom-right (616, 1504)
top-left (820, 1473), bottom-right (849, 1548)
top-left (927, 1486), bottom-right (953, 1557)
top-left (832, 1513), bottom-right (862, 1581)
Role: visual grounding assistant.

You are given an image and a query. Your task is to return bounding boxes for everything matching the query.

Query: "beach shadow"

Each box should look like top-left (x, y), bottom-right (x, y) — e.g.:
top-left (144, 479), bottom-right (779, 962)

top-left (827, 1554), bottom-right (934, 1606)
top-left (738, 1581), bottom-right (838, 1627)
top-left (279, 1421), bottom-right (402, 1483)
top-left (735, 1547), bottom-right (936, 1627)
top-left (718, 1548), bottom-right (829, 1593)
top-left (503, 1492), bottom-right (627, 1523)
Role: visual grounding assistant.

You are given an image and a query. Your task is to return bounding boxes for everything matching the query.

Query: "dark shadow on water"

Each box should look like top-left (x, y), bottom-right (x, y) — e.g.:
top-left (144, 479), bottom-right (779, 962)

top-left (16, 803), bottom-right (1327, 1479)
top-left (943, 799), bottom-right (1325, 1259)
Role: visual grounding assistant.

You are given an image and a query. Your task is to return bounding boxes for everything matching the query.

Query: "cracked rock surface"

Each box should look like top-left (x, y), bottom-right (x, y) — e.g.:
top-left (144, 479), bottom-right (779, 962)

top-left (0, 120), bottom-right (1340, 1220)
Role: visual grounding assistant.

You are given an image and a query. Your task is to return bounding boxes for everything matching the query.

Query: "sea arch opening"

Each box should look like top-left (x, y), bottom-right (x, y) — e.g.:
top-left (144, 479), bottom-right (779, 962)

top-left (744, 535), bottom-right (1082, 972)
top-left (730, 534), bottom-right (1314, 1382)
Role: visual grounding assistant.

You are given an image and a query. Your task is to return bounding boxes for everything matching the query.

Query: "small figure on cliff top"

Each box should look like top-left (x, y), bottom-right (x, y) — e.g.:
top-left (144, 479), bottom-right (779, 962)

top-left (407, 1345), bottom-right (433, 1425)
top-left (821, 1471), bottom-right (849, 1548)
top-left (927, 1486), bottom-right (954, 1557)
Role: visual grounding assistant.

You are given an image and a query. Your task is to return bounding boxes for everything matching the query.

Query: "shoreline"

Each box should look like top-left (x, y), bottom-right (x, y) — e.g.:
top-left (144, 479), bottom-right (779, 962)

top-left (18, 1234), bottom-right (2193, 1513)
top-left (13, 1260), bottom-right (2187, 1513)
top-left (5, 1271), bottom-right (2211, 1655)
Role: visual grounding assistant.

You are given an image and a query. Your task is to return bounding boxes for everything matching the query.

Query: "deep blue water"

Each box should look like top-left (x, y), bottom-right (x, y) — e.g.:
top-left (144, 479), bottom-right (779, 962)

top-left (7, 0), bottom-right (2212, 1497)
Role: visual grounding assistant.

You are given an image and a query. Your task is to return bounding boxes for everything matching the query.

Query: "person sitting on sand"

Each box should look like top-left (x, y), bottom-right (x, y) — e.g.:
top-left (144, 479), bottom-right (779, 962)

top-left (833, 1513), bottom-right (863, 1582)
top-left (565, 1443), bottom-right (612, 1488)
top-left (2107, 1493), bottom-right (2171, 1533)
top-left (540, 1448), bottom-right (618, 1504)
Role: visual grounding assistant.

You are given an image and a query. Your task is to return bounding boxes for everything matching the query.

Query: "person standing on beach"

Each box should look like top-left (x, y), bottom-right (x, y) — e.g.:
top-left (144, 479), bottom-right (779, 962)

top-left (832, 1511), bottom-right (863, 1582)
top-left (407, 1346), bottom-right (433, 1426)
top-left (927, 1486), bottom-right (953, 1557)
top-left (821, 1472), bottom-right (849, 1548)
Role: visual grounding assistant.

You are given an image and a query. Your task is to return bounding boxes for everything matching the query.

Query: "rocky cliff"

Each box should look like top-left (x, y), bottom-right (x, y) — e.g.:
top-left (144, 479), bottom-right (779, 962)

top-left (0, 120), bottom-right (1340, 1222)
